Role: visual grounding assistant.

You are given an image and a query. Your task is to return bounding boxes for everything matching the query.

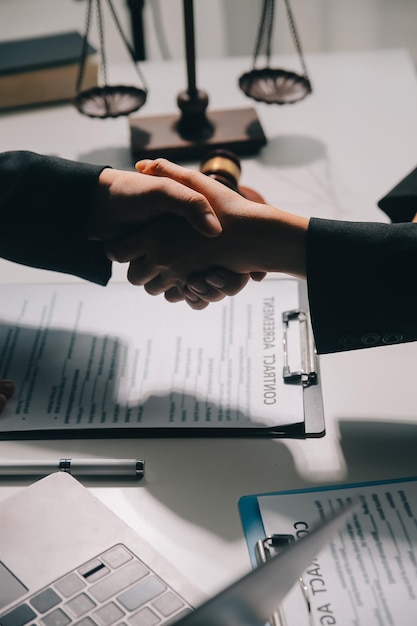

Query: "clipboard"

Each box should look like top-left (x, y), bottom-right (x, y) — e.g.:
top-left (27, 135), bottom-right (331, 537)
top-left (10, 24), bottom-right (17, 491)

top-left (0, 277), bottom-right (324, 440)
top-left (239, 476), bottom-right (417, 625)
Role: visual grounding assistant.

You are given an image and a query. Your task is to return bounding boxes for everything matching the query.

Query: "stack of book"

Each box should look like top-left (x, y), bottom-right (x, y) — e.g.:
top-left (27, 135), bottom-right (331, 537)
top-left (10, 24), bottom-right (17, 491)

top-left (0, 31), bottom-right (98, 111)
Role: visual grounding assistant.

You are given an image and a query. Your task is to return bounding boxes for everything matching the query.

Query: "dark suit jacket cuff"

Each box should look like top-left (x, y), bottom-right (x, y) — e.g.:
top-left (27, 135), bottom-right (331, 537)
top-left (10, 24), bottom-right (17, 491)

top-left (306, 218), bottom-right (417, 354)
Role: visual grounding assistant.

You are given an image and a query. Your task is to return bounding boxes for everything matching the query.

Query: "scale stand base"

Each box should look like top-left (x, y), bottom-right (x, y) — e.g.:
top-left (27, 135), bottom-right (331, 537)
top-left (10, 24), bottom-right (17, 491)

top-left (129, 106), bottom-right (267, 162)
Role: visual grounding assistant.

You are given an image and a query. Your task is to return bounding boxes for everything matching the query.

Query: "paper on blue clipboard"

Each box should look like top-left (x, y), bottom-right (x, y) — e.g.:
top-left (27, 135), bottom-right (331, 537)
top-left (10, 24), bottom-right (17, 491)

top-left (240, 476), bottom-right (417, 625)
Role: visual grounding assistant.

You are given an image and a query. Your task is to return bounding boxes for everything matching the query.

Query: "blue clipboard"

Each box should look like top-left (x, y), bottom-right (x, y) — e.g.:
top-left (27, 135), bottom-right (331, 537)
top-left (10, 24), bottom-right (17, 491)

top-left (239, 476), bottom-right (417, 625)
top-left (239, 475), bottom-right (417, 559)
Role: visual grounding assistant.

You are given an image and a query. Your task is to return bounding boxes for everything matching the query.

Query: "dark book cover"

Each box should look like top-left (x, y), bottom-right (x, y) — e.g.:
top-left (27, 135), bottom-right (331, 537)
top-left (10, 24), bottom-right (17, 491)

top-left (0, 31), bottom-right (96, 76)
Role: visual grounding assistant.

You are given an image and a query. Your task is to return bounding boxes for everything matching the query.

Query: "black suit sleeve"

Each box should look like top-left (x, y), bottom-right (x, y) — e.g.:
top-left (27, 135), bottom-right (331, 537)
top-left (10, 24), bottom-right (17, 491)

top-left (306, 218), bottom-right (417, 354)
top-left (0, 151), bottom-right (112, 285)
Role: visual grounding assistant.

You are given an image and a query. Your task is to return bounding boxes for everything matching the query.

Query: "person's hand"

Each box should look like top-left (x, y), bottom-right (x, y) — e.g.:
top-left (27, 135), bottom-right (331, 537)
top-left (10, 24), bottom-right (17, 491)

top-left (164, 269), bottom-right (252, 310)
top-left (167, 269), bottom-right (266, 310)
top-left (0, 380), bottom-right (15, 414)
top-left (88, 167), bottom-right (222, 242)
top-left (105, 203), bottom-right (268, 297)
top-left (105, 158), bottom-right (308, 300)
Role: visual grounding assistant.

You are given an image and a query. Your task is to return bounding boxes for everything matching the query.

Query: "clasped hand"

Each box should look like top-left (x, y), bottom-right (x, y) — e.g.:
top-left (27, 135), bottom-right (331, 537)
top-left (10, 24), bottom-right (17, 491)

top-left (104, 158), bottom-right (277, 309)
top-left (90, 158), bottom-right (307, 311)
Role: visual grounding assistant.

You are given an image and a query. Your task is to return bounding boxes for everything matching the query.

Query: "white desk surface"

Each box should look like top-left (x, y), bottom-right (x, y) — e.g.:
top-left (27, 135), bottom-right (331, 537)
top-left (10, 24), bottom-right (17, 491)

top-left (0, 48), bottom-right (417, 595)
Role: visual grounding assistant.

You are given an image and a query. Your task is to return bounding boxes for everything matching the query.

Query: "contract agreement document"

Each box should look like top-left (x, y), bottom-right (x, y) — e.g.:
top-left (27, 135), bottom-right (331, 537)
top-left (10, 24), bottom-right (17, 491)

top-left (239, 476), bottom-right (417, 625)
top-left (0, 278), bottom-right (323, 438)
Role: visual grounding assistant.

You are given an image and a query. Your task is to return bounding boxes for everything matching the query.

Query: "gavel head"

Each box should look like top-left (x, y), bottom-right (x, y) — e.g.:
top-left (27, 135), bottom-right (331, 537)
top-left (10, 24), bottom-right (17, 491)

top-left (200, 149), bottom-right (266, 203)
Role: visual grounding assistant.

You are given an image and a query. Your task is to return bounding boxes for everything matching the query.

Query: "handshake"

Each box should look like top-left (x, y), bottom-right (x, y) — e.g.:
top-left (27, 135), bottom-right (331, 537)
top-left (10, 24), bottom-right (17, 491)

top-left (95, 157), bottom-right (309, 310)
top-left (0, 152), bottom-right (309, 415)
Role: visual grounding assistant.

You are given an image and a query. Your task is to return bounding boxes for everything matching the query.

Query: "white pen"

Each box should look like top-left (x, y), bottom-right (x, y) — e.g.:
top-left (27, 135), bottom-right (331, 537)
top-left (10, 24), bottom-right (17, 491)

top-left (0, 458), bottom-right (145, 479)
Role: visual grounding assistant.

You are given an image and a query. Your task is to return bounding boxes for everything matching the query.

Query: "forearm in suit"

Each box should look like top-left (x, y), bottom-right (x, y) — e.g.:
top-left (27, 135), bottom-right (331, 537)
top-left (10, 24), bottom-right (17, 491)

top-left (0, 151), bottom-right (112, 285)
top-left (306, 218), bottom-right (417, 354)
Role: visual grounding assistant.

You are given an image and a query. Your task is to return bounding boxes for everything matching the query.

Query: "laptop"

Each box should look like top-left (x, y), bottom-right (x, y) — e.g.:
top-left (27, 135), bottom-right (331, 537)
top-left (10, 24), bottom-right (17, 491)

top-left (0, 472), bottom-right (355, 626)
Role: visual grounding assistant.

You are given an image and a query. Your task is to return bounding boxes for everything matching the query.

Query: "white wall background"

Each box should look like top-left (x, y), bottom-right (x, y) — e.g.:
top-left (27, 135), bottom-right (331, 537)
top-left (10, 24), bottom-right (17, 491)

top-left (0, 0), bottom-right (416, 66)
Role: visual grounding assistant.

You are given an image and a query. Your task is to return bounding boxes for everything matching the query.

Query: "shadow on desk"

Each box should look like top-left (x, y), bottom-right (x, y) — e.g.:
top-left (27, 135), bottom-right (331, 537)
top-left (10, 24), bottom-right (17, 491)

top-left (133, 438), bottom-right (301, 541)
top-left (258, 134), bottom-right (327, 168)
top-left (78, 135), bottom-right (327, 172)
top-left (78, 146), bottom-right (136, 170)
top-left (339, 418), bottom-right (417, 483)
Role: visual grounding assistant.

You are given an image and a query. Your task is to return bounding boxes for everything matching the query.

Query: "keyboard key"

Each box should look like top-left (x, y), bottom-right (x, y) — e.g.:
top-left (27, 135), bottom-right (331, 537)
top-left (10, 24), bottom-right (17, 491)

top-left (93, 601), bottom-right (124, 626)
top-left (78, 561), bottom-right (109, 583)
top-left (74, 618), bottom-right (98, 626)
top-left (31, 588), bottom-right (61, 613)
top-left (0, 603), bottom-right (36, 626)
top-left (152, 592), bottom-right (185, 617)
top-left (164, 609), bottom-right (193, 626)
top-left (55, 573), bottom-right (86, 598)
top-left (128, 606), bottom-right (160, 626)
top-left (117, 577), bottom-right (166, 612)
top-left (90, 562), bottom-right (148, 603)
top-left (102, 546), bottom-right (132, 569)
top-left (65, 593), bottom-right (96, 618)
top-left (41, 607), bottom-right (71, 626)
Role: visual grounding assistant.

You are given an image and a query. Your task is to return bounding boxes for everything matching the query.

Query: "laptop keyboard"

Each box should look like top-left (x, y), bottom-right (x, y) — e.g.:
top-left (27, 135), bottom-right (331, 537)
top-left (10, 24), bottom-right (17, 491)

top-left (0, 544), bottom-right (193, 626)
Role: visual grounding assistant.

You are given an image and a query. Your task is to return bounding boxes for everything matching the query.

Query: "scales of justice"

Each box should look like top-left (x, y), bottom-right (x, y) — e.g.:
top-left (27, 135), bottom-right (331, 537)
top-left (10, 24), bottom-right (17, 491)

top-left (74, 0), bottom-right (312, 161)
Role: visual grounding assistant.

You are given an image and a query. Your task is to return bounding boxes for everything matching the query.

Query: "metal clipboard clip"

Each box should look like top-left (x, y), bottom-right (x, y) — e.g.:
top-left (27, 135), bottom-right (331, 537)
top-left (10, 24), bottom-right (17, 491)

top-left (256, 535), bottom-right (314, 626)
top-left (282, 309), bottom-right (317, 386)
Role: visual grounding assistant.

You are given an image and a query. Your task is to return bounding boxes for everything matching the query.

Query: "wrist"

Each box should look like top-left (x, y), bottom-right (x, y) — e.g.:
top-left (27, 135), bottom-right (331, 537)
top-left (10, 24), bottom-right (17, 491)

top-left (264, 209), bottom-right (309, 278)
top-left (223, 205), bottom-right (309, 278)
